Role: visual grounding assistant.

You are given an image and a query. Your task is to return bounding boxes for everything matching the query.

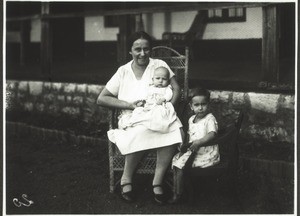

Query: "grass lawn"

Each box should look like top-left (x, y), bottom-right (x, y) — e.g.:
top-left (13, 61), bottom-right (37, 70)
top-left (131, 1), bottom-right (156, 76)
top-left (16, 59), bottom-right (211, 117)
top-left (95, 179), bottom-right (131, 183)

top-left (5, 133), bottom-right (294, 214)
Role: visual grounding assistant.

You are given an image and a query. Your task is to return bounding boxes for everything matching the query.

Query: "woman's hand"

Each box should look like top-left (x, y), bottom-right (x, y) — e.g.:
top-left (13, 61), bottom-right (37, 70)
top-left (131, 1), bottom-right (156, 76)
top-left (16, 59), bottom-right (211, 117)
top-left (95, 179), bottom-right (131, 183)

top-left (135, 100), bottom-right (146, 107)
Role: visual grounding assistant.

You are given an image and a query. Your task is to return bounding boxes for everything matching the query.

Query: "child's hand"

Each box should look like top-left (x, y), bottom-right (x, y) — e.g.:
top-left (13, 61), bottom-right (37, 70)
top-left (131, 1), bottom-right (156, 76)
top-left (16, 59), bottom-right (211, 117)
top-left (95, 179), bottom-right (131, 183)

top-left (179, 142), bottom-right (191, 153)
top-left (188, 141), bottom-right (200, 152)
top-left (178, 152), bottom-right (184, 157)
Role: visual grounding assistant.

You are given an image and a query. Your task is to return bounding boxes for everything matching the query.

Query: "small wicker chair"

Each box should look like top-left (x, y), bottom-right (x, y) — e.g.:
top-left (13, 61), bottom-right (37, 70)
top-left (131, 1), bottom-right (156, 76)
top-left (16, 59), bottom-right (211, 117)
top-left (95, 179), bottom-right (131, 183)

top-left (181, 111), bottom-right (244, 203)
top-left (107, 46), bottom-right (189, 193)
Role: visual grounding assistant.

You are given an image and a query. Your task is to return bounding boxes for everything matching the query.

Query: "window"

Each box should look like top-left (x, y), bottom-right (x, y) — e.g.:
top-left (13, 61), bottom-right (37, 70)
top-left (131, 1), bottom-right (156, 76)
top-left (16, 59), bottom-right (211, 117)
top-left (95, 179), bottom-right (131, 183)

top-left (207, 7), bottom-right (246, 22)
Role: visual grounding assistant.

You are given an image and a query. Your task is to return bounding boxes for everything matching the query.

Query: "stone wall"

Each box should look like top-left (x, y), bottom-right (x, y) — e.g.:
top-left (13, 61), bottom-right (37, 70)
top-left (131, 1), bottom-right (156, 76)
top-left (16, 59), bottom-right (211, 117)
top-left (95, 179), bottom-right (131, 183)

top-left (208, 91), bottom-right (294, 144)
top-left (6, 80), bottom-right (295, 145)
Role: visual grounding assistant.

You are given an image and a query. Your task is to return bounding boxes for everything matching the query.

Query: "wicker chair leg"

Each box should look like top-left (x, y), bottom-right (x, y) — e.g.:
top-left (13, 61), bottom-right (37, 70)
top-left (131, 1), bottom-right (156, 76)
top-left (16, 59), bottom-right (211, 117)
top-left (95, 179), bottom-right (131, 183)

top-left (109, 172), bottom-right (115, 193)
top-left (109, 158), bottom-right (115, 193)
top-left (114, 178), bottom-right (121, 192)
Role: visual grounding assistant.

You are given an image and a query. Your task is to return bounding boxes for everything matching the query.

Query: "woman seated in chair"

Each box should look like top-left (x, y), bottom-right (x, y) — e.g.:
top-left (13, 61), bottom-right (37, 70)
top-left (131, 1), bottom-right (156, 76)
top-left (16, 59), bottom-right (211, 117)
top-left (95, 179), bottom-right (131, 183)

top-left (97, 31), bottom-right (183, 204)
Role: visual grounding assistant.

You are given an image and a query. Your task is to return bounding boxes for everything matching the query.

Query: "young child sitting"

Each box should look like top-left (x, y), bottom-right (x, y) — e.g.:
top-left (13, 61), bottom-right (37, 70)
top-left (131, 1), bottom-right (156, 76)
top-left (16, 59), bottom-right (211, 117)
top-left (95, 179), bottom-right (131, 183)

top-left (118, 66), bottom-right (179, 133)
top-left (169, 87), bottom-right (220, 204)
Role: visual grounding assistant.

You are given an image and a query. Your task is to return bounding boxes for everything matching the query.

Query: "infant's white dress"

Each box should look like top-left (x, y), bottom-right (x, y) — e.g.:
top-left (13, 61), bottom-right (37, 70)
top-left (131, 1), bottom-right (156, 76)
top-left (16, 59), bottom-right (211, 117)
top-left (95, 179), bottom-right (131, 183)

top-left (118, 85), bottom-right (178, 133)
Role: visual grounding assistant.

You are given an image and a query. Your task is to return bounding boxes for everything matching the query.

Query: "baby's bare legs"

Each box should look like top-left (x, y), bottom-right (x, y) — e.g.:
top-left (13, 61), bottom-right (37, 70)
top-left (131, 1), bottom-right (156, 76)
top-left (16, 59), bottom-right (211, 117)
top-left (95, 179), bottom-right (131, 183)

top-left (153, 145), bottom-right (177, 194)
top-left (121, 151), bottom-right (145, 192)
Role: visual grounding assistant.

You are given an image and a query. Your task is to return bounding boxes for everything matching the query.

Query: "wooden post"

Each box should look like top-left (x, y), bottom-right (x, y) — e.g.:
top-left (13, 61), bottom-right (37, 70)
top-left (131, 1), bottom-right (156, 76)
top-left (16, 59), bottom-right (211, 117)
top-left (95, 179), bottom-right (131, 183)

top-left (40, 2), bottom-right (52, 76)
top-left (117, 15), bottom-right (135, 65)
top-left (20, 20), bottom-right (30, 66)
top-left (184, 46), bottom-right (189, 100)
top-left (262, 5), bottom-right (279, 82)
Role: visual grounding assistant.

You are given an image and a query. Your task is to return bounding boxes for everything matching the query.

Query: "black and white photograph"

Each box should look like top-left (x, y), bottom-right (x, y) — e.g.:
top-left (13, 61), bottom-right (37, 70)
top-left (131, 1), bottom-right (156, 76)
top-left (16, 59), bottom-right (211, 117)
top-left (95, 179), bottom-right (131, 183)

top-left (3, 0), bottom-right (297, 214)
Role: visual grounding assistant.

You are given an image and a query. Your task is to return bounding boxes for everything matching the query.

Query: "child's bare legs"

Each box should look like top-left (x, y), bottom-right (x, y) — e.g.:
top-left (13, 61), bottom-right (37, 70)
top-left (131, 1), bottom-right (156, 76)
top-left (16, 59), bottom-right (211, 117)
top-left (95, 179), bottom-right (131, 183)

top-left (174, 167), bottom-right (184, 195)
top-left (153, 144), bottom-right (177, 194)
top-left (121, 151), bottom-right (145, 192)
top-left (168, 167), bottom-right (184, 203)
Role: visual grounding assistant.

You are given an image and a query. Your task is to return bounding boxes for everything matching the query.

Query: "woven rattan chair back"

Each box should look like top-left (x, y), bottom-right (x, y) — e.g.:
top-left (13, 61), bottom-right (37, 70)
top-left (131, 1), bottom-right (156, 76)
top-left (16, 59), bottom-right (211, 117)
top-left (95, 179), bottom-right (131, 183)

top-left (108, 46), bottom-right (189, 193)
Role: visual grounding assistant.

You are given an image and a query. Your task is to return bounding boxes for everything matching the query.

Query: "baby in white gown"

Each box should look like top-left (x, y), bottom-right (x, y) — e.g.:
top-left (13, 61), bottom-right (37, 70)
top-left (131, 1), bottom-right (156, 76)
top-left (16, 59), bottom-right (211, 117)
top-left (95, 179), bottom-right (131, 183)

top-left (119, 66), bottom-right (178, 133)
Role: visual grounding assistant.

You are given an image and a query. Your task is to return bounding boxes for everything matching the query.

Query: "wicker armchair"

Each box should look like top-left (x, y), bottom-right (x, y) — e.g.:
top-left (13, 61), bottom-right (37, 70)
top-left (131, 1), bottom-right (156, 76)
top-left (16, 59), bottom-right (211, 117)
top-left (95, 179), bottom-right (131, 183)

top-left (108, 46), bottom-right (189, 193)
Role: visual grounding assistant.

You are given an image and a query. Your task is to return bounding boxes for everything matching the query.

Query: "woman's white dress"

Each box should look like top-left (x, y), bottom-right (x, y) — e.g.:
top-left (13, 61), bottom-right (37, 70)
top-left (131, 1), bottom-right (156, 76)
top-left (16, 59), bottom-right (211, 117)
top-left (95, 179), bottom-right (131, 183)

top-left (172, 113), bottom-right (220, 169)
top-left (106, 58), bottom-right (183, 155)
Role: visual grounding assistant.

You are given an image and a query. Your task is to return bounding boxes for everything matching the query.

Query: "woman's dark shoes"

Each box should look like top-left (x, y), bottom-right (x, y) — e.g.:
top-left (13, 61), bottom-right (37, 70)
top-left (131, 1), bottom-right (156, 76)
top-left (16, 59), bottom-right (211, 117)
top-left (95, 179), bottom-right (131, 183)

top-left (120, 183), bottom-right (135, 203)
top-left (153, 185), bottom-right (166, 205)
top-left (168, 193), bottom-right (183, 204)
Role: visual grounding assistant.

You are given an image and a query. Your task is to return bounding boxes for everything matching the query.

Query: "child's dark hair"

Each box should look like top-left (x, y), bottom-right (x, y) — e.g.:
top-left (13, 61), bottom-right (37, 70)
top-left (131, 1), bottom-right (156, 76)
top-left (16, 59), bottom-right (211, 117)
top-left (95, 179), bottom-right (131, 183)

top-left (189, 87), bottom-right (210, 101)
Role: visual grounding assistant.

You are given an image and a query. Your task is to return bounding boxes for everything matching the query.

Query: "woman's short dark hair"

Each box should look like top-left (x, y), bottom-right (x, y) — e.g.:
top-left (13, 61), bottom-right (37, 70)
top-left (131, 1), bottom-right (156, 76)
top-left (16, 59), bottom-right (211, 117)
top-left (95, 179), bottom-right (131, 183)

top-left (189, 87), bottom-right (210, 101)
top-left (128, 31), bottom-right (153, 50)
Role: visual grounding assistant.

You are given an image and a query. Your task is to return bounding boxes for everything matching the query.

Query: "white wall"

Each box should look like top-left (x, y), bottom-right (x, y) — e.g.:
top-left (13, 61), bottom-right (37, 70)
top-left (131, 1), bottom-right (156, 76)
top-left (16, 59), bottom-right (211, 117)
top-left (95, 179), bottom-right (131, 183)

top-left (84, 16), bottom-right (118, 41)
top-left (29, 16), bottom-right (119, 42)
top-left (203, 7), bottom-right (262, 39)
top-left (171, 11), bottom-right (198, 33)
top-left (151, 13), bottom-right (165, 39)
top-left (141, 7), bottom-right (262, 40)
top-left (27, 7), bottom-right (262, 42)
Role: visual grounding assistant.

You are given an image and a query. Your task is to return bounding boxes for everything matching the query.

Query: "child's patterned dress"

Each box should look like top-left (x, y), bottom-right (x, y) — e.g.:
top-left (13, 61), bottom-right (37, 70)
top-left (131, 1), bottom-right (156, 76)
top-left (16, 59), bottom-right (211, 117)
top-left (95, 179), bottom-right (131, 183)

top-left (172, 113), bottom-right (220, 169)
